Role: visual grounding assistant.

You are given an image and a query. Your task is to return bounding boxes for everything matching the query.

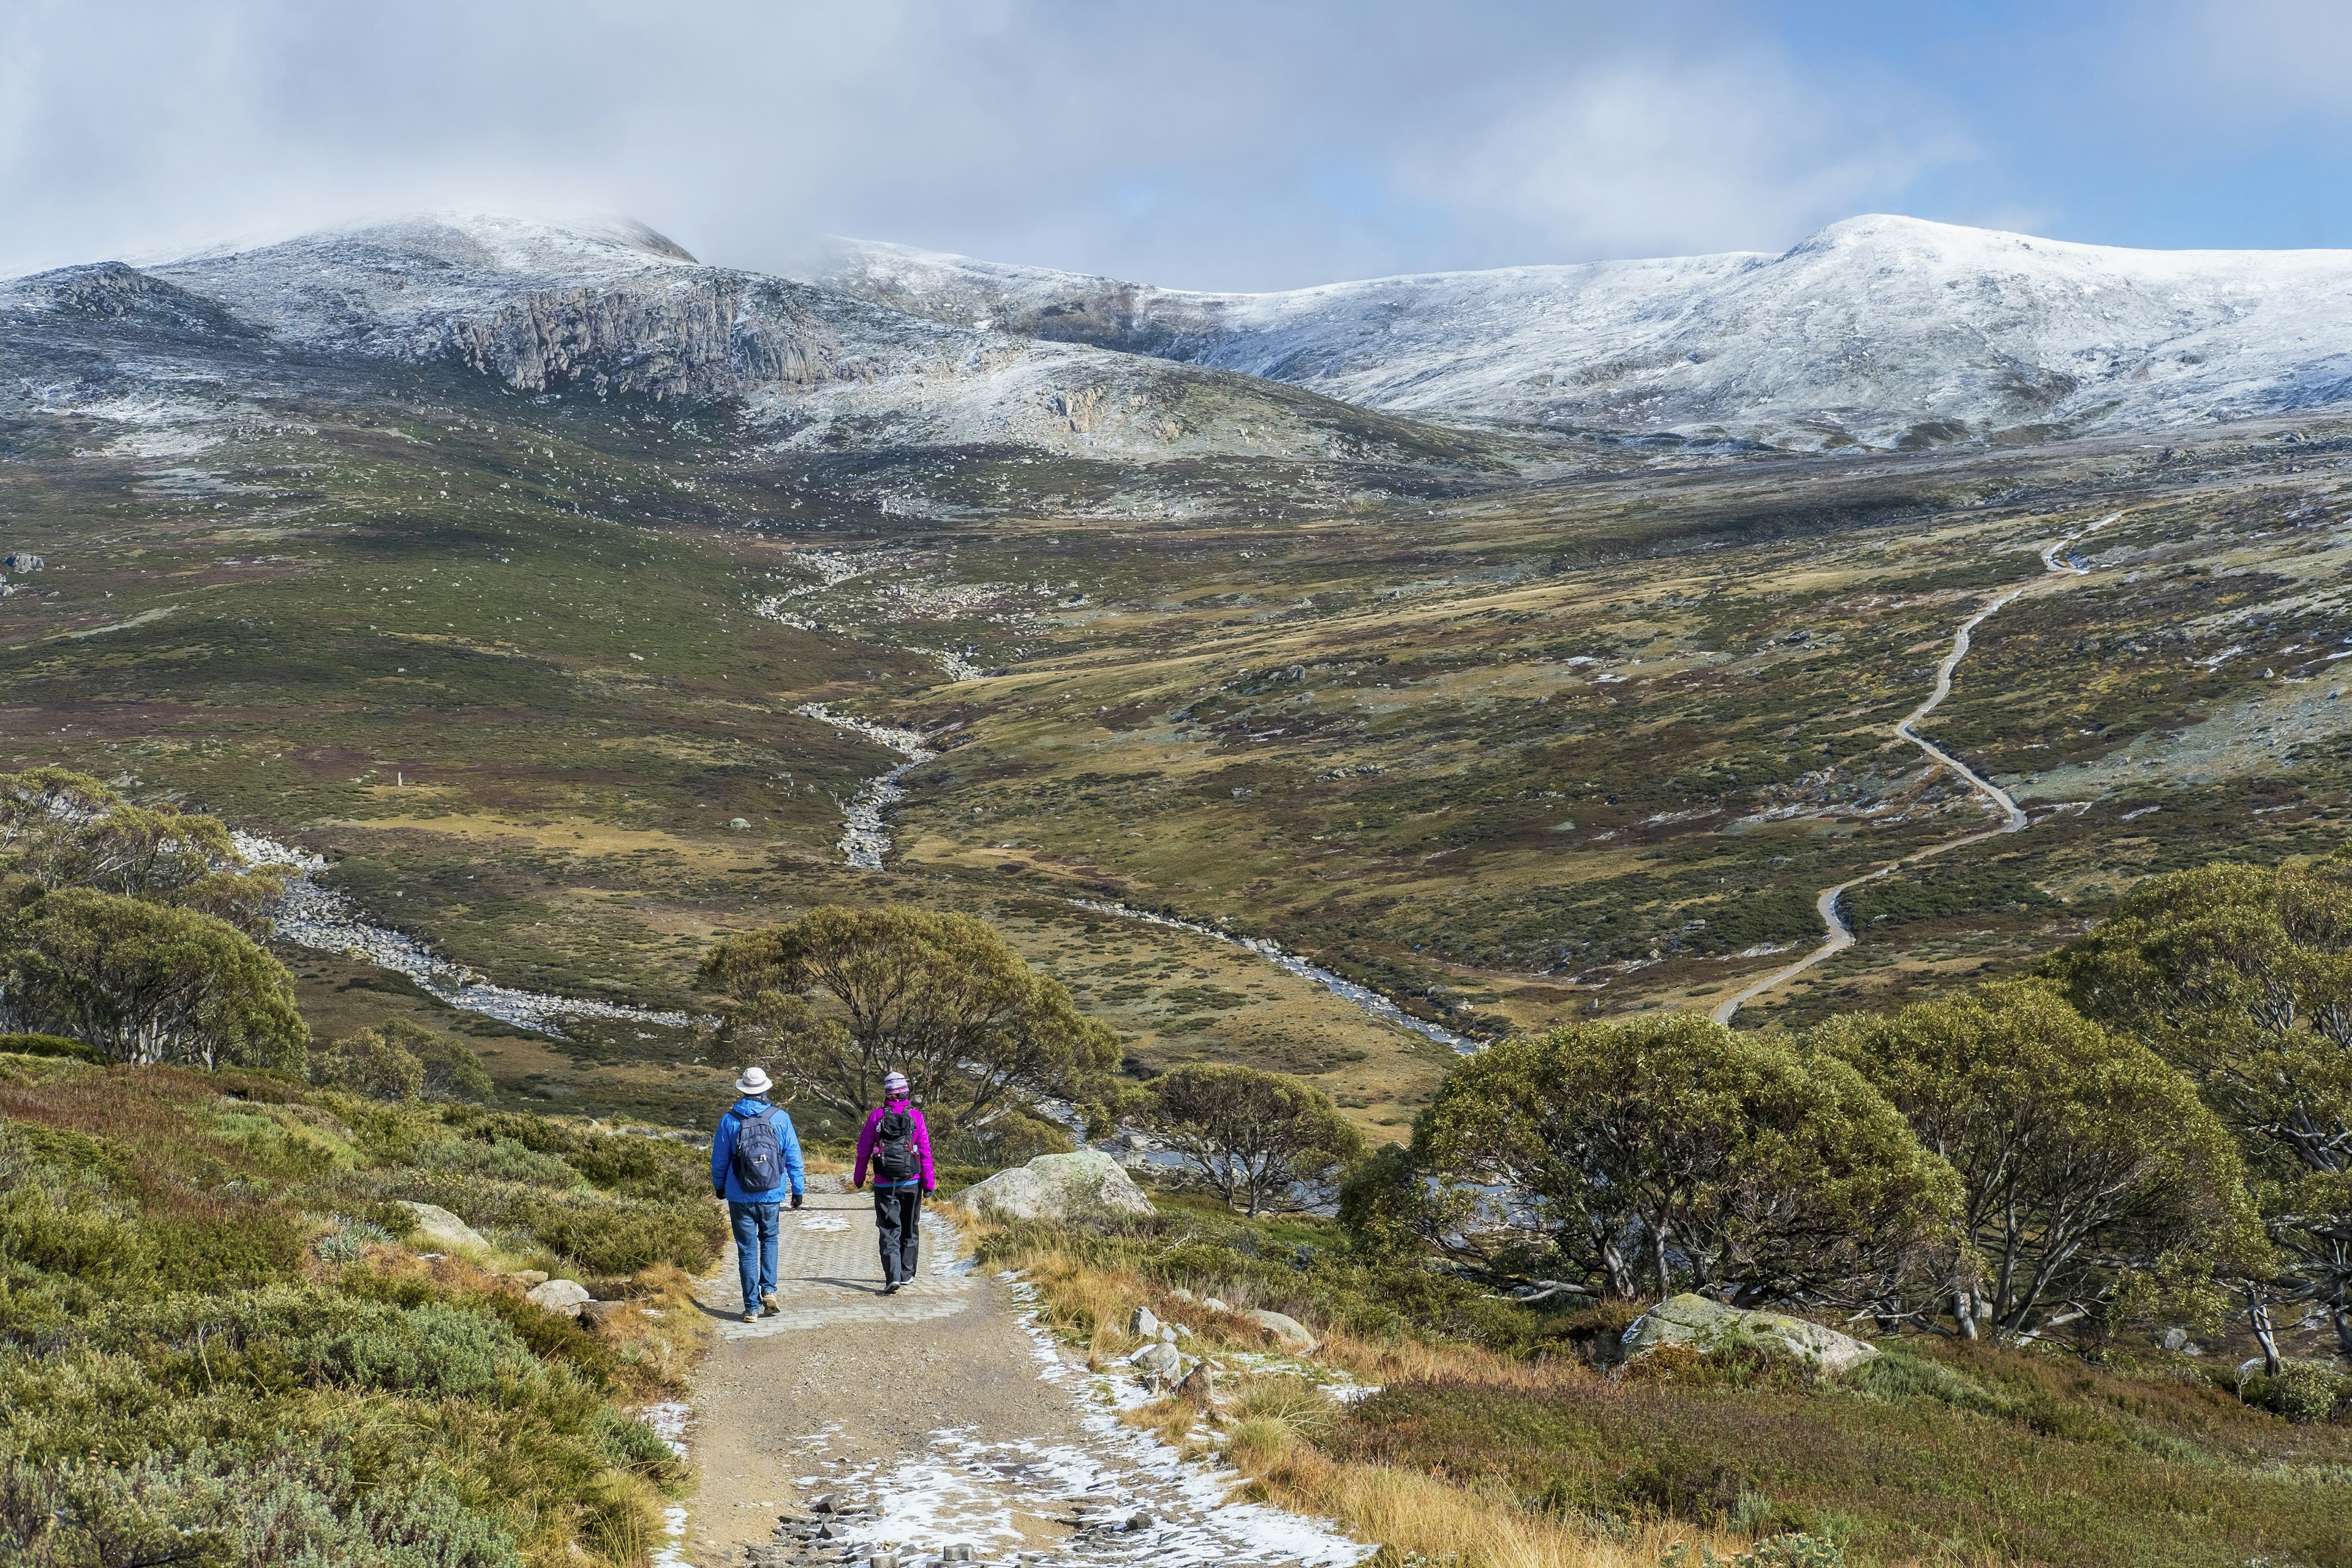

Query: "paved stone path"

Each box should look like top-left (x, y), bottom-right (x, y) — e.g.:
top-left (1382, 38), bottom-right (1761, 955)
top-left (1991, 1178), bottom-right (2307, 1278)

top-left (660, 1177), bottom-right (1365, 1568)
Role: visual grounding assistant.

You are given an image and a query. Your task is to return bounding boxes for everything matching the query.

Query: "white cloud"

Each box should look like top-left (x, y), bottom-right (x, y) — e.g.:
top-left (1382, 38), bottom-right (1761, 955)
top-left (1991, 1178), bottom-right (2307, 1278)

top-left (0, 1), bottom-right (1965, 285)
top-left (1402, 55), bottom-right (1966, 261)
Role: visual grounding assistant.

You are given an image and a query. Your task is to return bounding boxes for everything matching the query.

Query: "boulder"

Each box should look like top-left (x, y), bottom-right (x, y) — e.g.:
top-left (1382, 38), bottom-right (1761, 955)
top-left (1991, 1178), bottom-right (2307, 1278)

top-left (958, 1148), bottom-right (1155, 1223)
top-left (395, 1201), bottom-right (488, 1254)
top-left (1621, 1292), bottom-right (1878, 1375)
top-left (526, 1278), bottom-right (593, 1314)
top-left (1245, 1308), bottom-right (1317, 1354)
top-left (1130, 1306), bottom-right (1161, 1339)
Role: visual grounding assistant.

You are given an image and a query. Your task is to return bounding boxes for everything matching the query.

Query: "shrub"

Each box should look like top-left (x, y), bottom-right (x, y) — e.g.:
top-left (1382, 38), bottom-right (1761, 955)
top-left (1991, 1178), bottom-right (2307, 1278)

top-left (311, 1027), bottom-right (427, 1101)
top-left (2240, 1360), bottom-right (2352, 1424)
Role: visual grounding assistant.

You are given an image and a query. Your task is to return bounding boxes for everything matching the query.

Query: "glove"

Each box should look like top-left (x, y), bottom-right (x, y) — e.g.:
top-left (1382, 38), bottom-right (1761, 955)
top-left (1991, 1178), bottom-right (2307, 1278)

top-left (712, 1188), bottom-right (725, 1200)
top-left (923, 1186), bottom-right (936, 1196)
top-left (790, 1193), bottom-right (803, 1210)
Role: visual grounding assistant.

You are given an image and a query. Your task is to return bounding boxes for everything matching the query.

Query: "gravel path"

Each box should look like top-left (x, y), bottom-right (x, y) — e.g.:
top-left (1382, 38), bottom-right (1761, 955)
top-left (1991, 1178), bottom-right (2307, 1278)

top-left (1711, 513), bottom-right (2123, 1023)
top-left (663, 1177), bottom-right (1365, 1568)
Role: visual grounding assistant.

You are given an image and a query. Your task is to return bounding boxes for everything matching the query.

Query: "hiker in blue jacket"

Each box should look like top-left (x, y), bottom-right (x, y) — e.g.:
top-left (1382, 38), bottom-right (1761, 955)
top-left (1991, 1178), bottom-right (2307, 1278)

top-left (710, 1066), bottom-right (805, 1324)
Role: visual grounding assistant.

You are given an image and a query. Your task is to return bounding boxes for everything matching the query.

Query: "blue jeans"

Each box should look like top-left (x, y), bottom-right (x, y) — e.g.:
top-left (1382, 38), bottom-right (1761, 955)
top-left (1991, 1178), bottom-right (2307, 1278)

top-left (729, 1200), bottom-right (782, 1311)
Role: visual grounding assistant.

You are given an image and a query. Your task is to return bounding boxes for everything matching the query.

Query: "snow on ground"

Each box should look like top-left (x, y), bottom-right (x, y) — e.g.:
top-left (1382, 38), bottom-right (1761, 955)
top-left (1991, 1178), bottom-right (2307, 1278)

top-left (812, 215), bottom-right (2352, 448)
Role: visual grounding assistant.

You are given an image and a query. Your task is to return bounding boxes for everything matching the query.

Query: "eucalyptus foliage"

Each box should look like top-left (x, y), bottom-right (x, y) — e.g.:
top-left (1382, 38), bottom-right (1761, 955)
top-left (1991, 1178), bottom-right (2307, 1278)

top-left (1414, 1012), bottom-right (1959, 1306)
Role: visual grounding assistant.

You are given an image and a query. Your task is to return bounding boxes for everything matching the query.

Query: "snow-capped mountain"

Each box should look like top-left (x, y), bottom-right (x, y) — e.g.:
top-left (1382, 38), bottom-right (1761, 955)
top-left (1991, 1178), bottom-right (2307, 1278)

top-left (2, 216), bottom-right (1493, 467)
top-left (805, 216), bottom-right (2352, 450)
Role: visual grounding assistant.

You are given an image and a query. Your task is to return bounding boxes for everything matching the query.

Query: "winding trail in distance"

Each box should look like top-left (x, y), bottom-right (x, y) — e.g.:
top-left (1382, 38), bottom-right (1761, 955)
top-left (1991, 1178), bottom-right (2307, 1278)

top-left (1711, 514), bottom-right (2119, 1025)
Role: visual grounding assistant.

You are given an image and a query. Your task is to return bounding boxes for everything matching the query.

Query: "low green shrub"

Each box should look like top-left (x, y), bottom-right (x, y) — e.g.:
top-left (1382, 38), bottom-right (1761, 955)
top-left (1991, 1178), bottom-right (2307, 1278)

top-left (0, 1061), bottom-right (710, 1564)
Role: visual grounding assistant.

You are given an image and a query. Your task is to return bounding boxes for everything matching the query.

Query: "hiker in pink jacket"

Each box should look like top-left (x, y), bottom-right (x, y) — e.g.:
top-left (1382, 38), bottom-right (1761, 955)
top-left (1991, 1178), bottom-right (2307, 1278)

top-left (852, 1070), bottom-right (935, 1294)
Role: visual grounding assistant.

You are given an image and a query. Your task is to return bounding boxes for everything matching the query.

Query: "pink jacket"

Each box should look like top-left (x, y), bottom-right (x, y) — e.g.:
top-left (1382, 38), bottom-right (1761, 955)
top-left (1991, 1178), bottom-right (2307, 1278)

top-left (854, 1100), bottom-right (935, 1189)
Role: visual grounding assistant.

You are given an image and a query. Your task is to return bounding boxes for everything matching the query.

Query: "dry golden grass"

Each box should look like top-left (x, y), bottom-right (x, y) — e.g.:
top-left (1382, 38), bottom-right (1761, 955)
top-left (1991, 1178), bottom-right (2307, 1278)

top-left (981, 1226), bottom-right (1758, 1568)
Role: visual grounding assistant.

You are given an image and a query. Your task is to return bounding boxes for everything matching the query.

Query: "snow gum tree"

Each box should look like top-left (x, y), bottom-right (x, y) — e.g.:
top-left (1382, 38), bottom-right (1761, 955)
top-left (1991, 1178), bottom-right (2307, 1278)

top-left (2049, 853), bottom-right (2352, 1356)
top-left (1414, 1011), bottom-right (1959, 1306)
top-left (0, 768), bottom-right (282, 933)
top-left (1817, 980), bottom-right (2263, 1344)
top-left (699, 905), bottom-right (1122, 1137)
top-left (1147, 1062), bottom-right (1365, 1216)
top-left (0, 888), bottom-right (307, 1071)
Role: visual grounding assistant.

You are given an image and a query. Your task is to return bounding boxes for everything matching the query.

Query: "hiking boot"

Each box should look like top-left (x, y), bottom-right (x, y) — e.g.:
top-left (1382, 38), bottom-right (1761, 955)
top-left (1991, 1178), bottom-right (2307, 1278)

top-left (741, 1309), bottom-right (759, 1324)
top-left (760, 1291), bottom-right (780, 1316)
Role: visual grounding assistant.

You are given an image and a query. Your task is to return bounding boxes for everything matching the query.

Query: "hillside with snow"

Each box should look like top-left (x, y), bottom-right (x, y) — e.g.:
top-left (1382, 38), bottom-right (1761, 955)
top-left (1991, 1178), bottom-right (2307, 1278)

top-left (2, 215), bottom-right (1500, 470)
top-left (807, 216), bottom-right (2352, 451)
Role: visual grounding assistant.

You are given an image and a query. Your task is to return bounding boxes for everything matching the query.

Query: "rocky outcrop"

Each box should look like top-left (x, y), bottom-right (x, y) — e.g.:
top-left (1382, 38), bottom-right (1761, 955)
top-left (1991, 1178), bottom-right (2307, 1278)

top-left (958, 1148), bottom-right (1155, 1223)
top-left (1245, 1308), bottom-right (1318, 1354)
top-left (1621, 1292), bottom-right (1879, 1374)
top-left (396, 1200), bottom-right (488, 1254)
top-left (525, 1278), bottom-right (593, 1314)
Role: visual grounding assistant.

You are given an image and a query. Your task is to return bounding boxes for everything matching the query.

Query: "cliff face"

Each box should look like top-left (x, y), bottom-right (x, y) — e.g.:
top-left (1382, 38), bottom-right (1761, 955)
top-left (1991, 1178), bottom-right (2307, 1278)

top-left (442, 275), bottom-right (843, 399)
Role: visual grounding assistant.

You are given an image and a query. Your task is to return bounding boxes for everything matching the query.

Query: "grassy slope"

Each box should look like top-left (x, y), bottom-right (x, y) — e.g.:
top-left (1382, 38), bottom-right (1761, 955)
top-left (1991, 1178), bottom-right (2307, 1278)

top-left (978, 1197), bottom-right (2352, 1568)
top-left (8, 362), bottom-right (2352, 1132)
top-left (0, 1049), bottom-right (723, 1566)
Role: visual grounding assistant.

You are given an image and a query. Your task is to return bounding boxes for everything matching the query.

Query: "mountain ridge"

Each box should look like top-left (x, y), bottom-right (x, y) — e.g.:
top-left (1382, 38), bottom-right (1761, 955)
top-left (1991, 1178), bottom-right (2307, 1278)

top-left (803, 214), bottom-right (2352, 451)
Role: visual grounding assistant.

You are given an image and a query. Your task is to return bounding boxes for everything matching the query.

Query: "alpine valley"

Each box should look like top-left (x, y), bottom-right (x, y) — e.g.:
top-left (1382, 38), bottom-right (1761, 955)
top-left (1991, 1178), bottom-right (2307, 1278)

top-left (8, 211), bottom-right (2352, 1134)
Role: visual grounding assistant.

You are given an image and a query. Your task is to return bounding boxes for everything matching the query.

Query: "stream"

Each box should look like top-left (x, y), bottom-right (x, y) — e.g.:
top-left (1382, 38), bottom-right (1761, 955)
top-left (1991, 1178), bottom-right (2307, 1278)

top-left (1711, 513), bottom-right (2121, 1023)
top-left (233, 832), bottom-right (693, 1035)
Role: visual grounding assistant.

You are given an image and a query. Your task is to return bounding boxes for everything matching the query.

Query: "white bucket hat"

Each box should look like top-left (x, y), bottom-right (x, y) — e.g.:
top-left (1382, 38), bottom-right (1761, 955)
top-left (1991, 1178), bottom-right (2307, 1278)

top-left (736, 1066), bottom-right (772, 1095)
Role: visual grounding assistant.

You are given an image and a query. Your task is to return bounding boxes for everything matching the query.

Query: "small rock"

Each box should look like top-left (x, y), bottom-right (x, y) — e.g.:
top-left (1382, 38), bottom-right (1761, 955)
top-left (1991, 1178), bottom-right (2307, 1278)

top-left (513, 1269), bottom-right (550, 1287)
top-left (941, 1549), bottom-right (975, 1563)
top-left (1172, 1322), bottom-right (1193, 1338)
top-left (1129, 1341), bottom-right (1188, 1381)
top-left (1202, 1296), bottom-right (1229, 1313)
top-left (2161, 1326), bottom-right (2190, 1352)
top-left (810, 1494), bottom-right (837, 1514)
top-left (1131, 1305), bottom-right (1160, 1339)
top-left (1126, 1510), bottom-right (1154, 1531)
top-left (1168, 1287), bottom-right (1194, 1303)
top-left (1245, 1308), bottom-right (1317, 1354)
top-left (395, 1200), bottom-right (489, 1254)
top-left (525, 1278), bottom-right (592, 1313)
top-left (1158, 1325), bottom-right (1176, 1344)
top-left (1173, 1362), bottom-right (1215, 1406)
top-left (870, 1554), bottom-right (897, 1568)
top-left (730, 817), bottom-right (752, 829)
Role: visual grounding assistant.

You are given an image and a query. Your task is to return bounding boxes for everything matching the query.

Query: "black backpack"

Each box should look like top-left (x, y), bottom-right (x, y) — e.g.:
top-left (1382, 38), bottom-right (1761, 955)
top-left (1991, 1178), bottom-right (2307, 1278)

top-left (872, 1109), bottom-right (919, 1182)
top-left (729, 1106), bottom-right (785, 1191)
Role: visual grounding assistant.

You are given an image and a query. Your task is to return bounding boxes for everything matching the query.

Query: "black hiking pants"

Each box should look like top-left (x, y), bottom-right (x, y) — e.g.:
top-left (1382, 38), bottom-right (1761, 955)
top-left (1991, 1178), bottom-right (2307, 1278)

top-left (873, 1185), bottom-right (923, 1285)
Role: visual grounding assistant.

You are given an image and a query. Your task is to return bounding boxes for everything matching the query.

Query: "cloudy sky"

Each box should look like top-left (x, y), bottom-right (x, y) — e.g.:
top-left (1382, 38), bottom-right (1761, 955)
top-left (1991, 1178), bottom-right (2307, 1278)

top-left (3, 0), bottom-right (2348, 288)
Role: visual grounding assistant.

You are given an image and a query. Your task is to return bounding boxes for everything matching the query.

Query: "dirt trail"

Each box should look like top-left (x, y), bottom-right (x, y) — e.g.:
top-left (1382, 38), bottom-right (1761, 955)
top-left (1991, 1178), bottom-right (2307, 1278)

top-left (1711, 515), bottom-right (2120, 1024)
top-left (662, 1176), bottom-right (1363, 1568)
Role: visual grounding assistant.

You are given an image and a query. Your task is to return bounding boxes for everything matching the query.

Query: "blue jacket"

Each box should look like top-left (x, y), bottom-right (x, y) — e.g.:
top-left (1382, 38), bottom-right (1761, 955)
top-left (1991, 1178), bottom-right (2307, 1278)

top-left (711, 1096), bottom-right (805, 1203)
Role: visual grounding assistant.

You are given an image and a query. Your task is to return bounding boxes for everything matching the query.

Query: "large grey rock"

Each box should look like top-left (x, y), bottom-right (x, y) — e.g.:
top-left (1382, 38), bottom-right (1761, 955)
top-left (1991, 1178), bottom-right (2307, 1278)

top-left (958, 1148), bottom-right (1155, 1223)
top-left (1130, 1306), bottom-right (1161, 1340)
top-left (526, 1278), bottom-right (592, 1313)
top-left (1245, 1308), bottom-right (1318, 1354)
top-left (396, 1201), bottom-right (488, 1254)
top-left (1621, 1292), bottom-right (1878, 1375)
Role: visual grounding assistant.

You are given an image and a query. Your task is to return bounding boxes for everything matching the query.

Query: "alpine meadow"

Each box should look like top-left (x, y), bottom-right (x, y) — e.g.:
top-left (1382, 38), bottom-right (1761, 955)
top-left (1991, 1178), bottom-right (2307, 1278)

top-left (6, 197), bottom-right (2352, 1568)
